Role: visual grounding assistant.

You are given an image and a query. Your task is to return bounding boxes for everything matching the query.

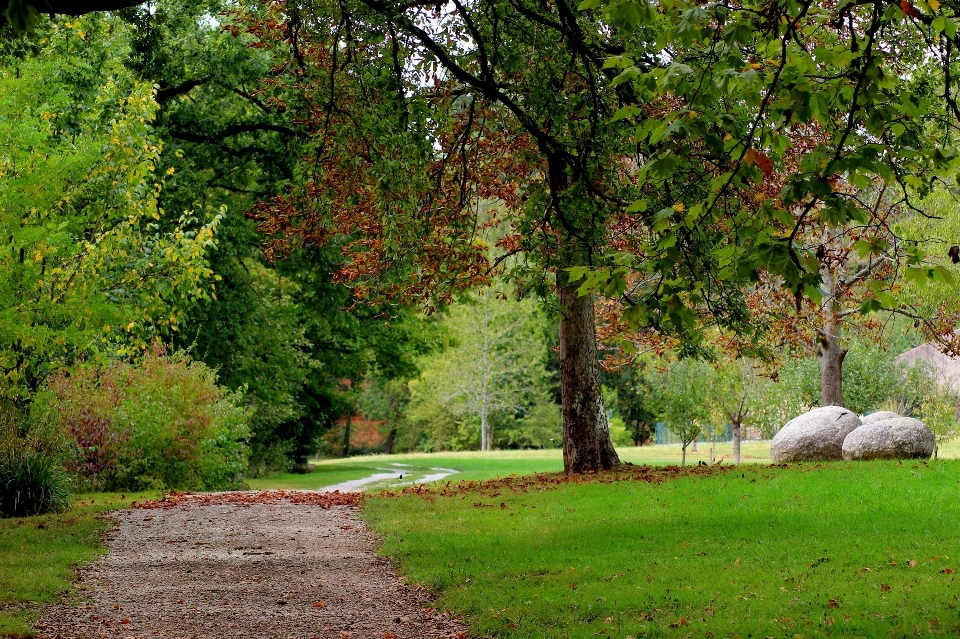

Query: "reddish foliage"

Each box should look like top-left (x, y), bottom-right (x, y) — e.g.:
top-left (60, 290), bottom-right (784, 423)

top-left (379, 463), bottom-right (737, 500)
top-left (61, 409), bottom-right (124, 483)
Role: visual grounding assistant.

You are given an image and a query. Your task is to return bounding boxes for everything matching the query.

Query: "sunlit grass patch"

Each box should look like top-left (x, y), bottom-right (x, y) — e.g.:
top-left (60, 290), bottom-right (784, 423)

top-left (363, 460), bottom-right (960, 638)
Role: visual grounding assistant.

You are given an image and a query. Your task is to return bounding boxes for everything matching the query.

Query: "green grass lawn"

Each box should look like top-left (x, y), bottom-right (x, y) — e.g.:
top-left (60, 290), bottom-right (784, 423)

top-left (248, 442), bottom-right (778, 492)
top-left (0, 492), bottom-right (157, 637)
top-left (250, 440), bottom-right (960, 493)
top-left (363, 460), bottom-right (960, 638)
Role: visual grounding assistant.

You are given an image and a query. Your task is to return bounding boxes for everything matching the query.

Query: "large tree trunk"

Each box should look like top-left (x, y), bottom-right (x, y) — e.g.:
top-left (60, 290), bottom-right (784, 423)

top-left (558, 275), bottom-right (620, 474)
top-left (818, 232), bottom-right (847, 407)
top-left (819, 332), bottom-right (846, 407)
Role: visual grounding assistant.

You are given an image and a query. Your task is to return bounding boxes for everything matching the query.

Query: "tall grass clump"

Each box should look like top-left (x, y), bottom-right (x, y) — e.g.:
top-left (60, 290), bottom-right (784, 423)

top-left (0, 407), bottom-right (70, 517)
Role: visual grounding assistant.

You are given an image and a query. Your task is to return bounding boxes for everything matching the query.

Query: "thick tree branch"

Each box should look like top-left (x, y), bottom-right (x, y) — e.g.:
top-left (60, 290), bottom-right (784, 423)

top-left (156, 78), bottom-right (207, 104)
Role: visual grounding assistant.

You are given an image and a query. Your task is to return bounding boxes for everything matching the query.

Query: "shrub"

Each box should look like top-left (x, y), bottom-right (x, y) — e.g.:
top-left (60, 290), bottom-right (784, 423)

top-left (50, 347), bottom-right (252, 492)
top-left (0, 407), bottom-right (71, 518)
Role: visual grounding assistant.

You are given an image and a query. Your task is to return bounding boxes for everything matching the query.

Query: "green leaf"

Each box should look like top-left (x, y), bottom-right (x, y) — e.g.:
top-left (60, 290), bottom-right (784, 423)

top-left (932, 265), bottom-right (955, 285)
top-left (904, 266), bottom-right (928, 285)
top-left (612, 105), bottom-right (643, 122)
top-left (610, 66), bottom-right (641, 88)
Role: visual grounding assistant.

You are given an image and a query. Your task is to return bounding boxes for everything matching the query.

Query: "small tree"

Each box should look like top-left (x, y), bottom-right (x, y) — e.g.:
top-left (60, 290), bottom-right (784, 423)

top-left (650, 359), bottom-right (712, 466)
top-left (413, 289), bottom-right (553, 451)
top-left (710, 360), bottom-right (758, 465)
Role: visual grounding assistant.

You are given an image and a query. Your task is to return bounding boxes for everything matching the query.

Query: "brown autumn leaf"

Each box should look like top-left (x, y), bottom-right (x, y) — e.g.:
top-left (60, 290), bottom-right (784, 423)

top-left (941, 568), bottom-right (954, 574)
top-left (120, 618), bottom-right (131, 624)
top-left (743, 148), bottom-right (773, 177)
top-left (901, 0), bottom-right (919, 16)
top-left (384, 633), bottom-right (398, 639)
top-left (828, 599), bottom-right (840, 608)
top-left (314, 602), bottom-right (326, 608)
top-left (881, 584), bottom-right (892, 591)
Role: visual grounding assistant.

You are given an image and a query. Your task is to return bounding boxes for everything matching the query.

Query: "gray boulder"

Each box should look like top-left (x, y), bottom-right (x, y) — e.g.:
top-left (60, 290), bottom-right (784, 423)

top-left (860, 411), bottom-right (902, 425)
top-left (842, 417), bottom-right (935, 461)
top-left (770, 406), bottom-right (861, 463)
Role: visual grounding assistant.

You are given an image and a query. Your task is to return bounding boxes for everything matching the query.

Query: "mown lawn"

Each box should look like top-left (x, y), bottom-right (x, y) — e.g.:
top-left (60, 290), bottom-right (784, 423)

top-left (251, 440), bottom-right (960, 493)
top-left (0, 492), bottom-right (158, 637)
top-left (363, 460), bottom-right (960, 638)
top-left (248, 442), bottom-right (778, 491)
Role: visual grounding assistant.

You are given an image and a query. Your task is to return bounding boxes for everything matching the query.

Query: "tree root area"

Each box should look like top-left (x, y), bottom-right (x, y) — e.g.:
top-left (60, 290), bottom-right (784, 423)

top-left (36, 498), bottom-right (467, 639)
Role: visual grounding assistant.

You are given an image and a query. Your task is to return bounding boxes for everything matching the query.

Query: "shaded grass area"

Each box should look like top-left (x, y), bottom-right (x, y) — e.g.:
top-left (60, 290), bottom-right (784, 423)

top-left (363, 461), bottom-right (960, 638)
top-left (0, 492), bottom-right (158, 637)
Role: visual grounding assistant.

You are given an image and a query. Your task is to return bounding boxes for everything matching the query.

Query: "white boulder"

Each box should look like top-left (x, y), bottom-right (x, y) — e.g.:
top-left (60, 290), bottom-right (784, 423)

top-left (770, 406), bottom-right (861, 463)
top-left (842, 417), bottom-right (935, 461)
top-left (859, 411), bottom-right (902, 425)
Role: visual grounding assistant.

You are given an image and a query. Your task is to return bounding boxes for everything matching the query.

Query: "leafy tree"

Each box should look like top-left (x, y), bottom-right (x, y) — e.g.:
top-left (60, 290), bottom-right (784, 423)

top-left (0, 16), bottom-right (218, 402)
top-left (602, 364), bottom-right (658, 446)
top-left (93, 1), bottom-right (437, 467)
top-left (649, 359), bottom-right (713, 466)
top-left (917, 384), bottom-right (960, 458)
top-left (242, 0), bottom-right (702, 473)
top-left (358, 373), bottom-right (412, 454)
top-left (708, 360), bottom-right (761, 465)
top-left (243, 0), bottom-right (960, 474)
top-left (411, 290), bottom-right (554, 450)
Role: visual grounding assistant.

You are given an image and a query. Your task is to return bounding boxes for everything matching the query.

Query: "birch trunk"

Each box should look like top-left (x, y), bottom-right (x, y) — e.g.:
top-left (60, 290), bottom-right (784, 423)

top-left (732, 421), bottom-right (742, 465)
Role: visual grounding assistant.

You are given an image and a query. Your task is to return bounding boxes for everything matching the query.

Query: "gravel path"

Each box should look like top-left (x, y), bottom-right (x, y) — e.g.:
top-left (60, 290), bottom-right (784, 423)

top-left (36, 493), bottom-right (468, 639)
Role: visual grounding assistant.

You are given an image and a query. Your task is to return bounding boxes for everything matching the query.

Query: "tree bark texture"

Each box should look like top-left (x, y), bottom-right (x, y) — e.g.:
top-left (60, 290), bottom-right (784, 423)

top-left (818, 230), bottom-right (847, 407)
top-left (341, 412), bottom-right (352, 458)
top-left (818, 264), bottom-right (846, 407)
top-left (384, 426), bottom-right (397, 455)
top-left (558, 276), bottom-right (620, 474)
top-left (480, 406), bottom-right (490, 452)
top-left (732, 422), bottom-right (742, 465)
